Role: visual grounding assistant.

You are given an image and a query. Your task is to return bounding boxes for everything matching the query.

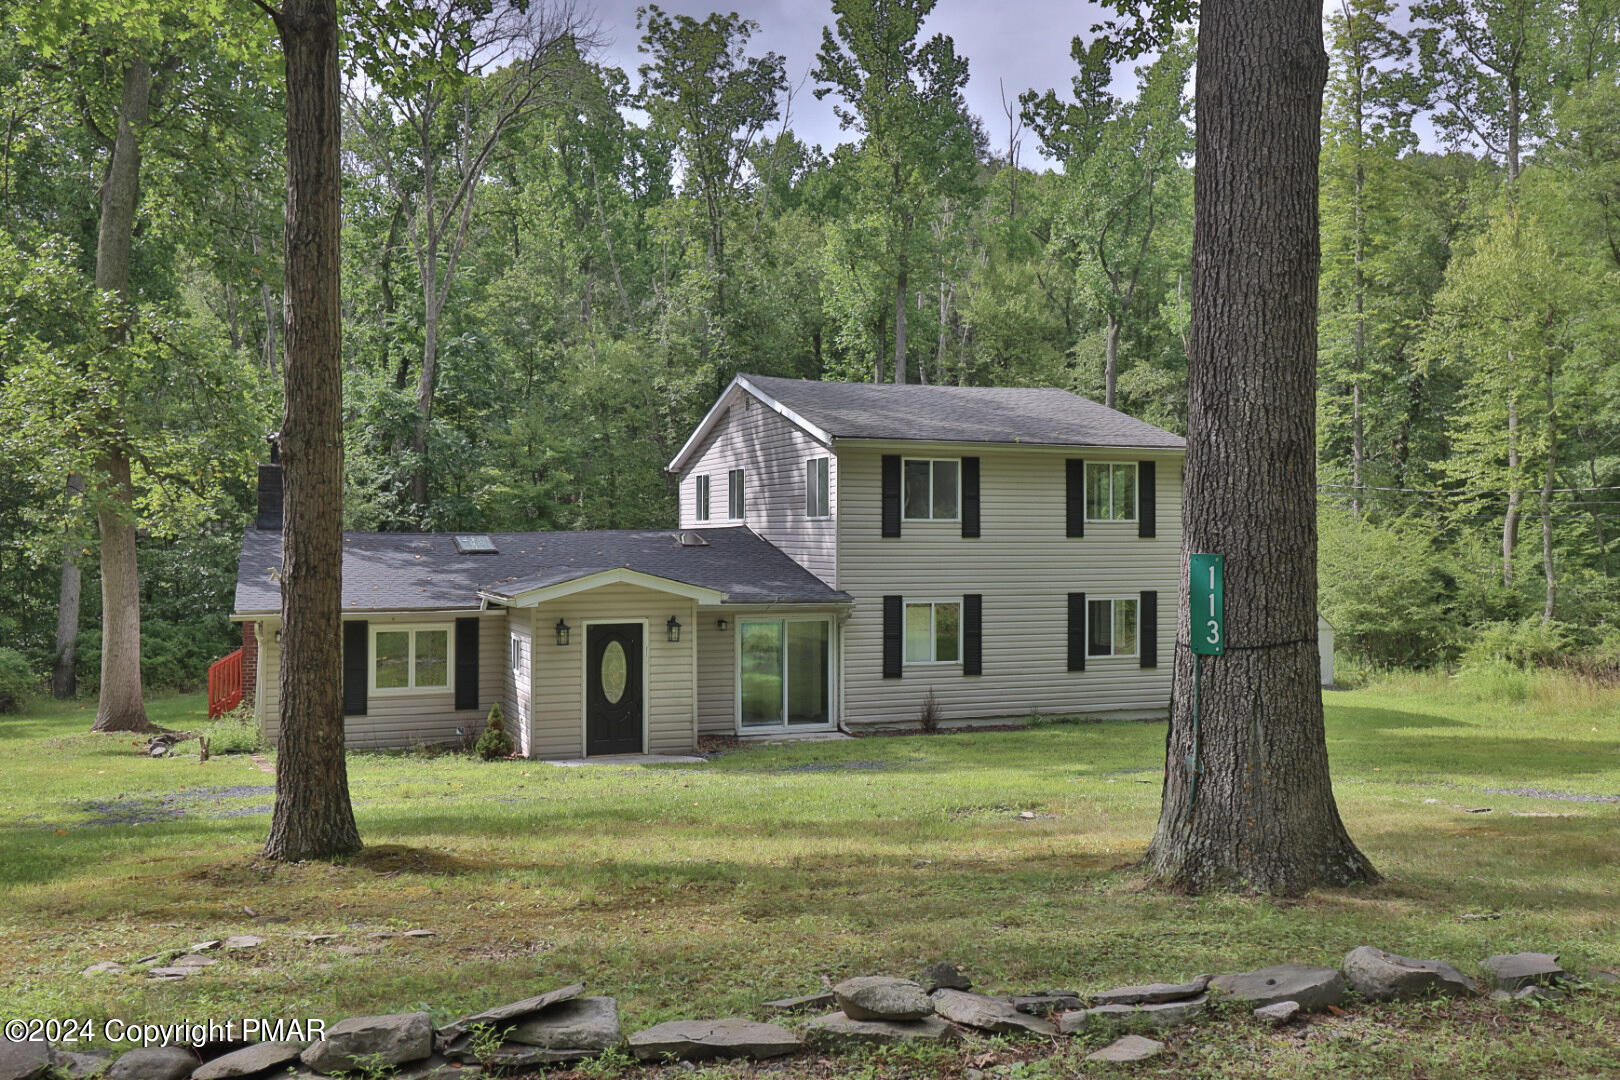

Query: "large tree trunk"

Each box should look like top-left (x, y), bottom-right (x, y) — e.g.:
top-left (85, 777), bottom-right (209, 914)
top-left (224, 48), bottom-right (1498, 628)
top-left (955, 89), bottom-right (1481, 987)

top-left (1145, 0), bottom-right (1376, 894)
top-left (893, 265), bottom-right (909, 384)
top-left (1104, 314), bottom-right (1120, 409)
top-left (1541, 365), bottom-right (1556, 623)
top-left (1503, 396), bottom-right (1520, 587)
top-left (52, 475), bottom-right (85, 698)
top-left (264, 0), bottom-right (362, 862)
top-left (89, 57), bottom-right (154, 734)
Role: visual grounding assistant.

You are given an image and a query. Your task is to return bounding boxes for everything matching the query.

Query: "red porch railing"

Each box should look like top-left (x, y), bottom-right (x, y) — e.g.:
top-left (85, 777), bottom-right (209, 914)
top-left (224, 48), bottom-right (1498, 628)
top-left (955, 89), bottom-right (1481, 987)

top-left (208, 648), bottom-right (244, 718)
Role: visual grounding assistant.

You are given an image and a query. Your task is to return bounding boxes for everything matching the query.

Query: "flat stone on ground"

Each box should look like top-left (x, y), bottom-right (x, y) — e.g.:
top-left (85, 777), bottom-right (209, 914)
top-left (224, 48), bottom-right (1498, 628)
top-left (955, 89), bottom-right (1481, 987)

top-left (1010, 993), bottom-right (1083, 1016)
top-left (802, 1013), bottom-right (959, 1047)
top-left (0, 1038), bottom-right (55, 1080)
top-left (761, 992), bottom-right (836, 1014)
top-left (145, 968), bottom-right (198, 979)
top-left (1253, 1001), bottom-right (1300, 1025)
top-left (1210, 965), bottom-right (1346, 1011)
top-left (170, 955), bottom-right (218, 969)
top-left (1342, 946), bottom-right (1477, 1001)
top-left (1092, 976), bottom-right (1211, 1005)
top-left (1481, 953), bottom-right (1564, 992)
top-left (190, 941), bottom-right (223, 953)
top-left (929, 989), bottom-right (1056, 1036)
top-left (1059, 995), bottom-right (1208, 1034)
top-left (1085, 1035), bottom-right (1165, 1063)
top-left (627, 1019), bottom-right (800, 1062)
top-left (446, 1045), bottom-right (591, 1068)
top-left (106, 1047), bottom-right (197, 1080)
top-left (506, 997), bottom-right (620, 1050)
top-left (220, 936), bottom-right (263, 951)
top-left (83, 962), bottom-right (126, 976)
top-left (1513, 985), bottom-right (1565, 1002)
top-left (833, 976), bottom-right (934, 1021)
top-left (436, 984), bottom-right (585, 1045)
top-left (301, 1012), bottom-right (433, 1074)
top-left (191, 1042), bottom-right (303, 1080)
top-left (918, 961), bottom-right (972, 992)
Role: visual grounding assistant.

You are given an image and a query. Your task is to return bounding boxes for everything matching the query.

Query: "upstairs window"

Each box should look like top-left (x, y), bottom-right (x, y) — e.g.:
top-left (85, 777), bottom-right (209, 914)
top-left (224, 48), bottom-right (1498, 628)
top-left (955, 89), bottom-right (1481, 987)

top-left (1085, 462), bottom-right (1137, 521)
top-left (728, 468), bottom-right (745, 519)
top-left (805, 457), bottom-right (830, 518)
top-left (1087, 598), bottom-right (1139, 657)
top-left (903, 458), bottom-right (959, 520)
top-left (695, 474), bottom-right (710, 522)
top-left (905, 601), bottom-right (960, 663)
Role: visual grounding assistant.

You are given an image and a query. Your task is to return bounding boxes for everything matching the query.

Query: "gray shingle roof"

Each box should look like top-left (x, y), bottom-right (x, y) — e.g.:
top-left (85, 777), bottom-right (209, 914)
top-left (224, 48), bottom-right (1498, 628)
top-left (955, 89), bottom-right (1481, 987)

top-left (234, 526), bottom-right (852, 614)
top-left (744, 375), bottom-right (1185, 449)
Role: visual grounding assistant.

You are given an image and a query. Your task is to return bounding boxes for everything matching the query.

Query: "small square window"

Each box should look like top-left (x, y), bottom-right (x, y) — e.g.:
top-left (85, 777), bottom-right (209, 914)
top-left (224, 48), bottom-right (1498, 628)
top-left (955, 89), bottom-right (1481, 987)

top-left (373, 626), bottom-right (456, 692)
top-left (902, 459), bottom-right (960, 521)
top-left (1085, 463), bottom-right (1138, 522)
top-left (1087, 598), bottom-right (1139, 657)
top-left (905, 601), bottom-right (961, 663)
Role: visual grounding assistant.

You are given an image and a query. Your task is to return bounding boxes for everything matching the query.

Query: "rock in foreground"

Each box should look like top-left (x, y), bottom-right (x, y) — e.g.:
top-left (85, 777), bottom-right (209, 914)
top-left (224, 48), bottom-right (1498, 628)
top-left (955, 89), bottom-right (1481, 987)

top-left (628, 1019), bottom-right (800, 1062)
top-left (301, 1012), bottom-right (433, 1074)
top-left (1059, 995), bottom-right (1207, 1034)
top-left (1210, 964), bottom-right (1346, 1011)
top-left (929, 989), bottom-right (1056, 1036)
top-left (1085, 1035), bottom-right (1164, 1063)
top-left (833, 976), bottom-right (934, 1021)
top-left (506, 997), bottom-right (621, 1050)
top-left (1342, 946), bottom-right (1476, 1001)
top-left (1481, 953), bottom-right (1564, 992)
top-left (803, 1013), bottom-right (959, 1047)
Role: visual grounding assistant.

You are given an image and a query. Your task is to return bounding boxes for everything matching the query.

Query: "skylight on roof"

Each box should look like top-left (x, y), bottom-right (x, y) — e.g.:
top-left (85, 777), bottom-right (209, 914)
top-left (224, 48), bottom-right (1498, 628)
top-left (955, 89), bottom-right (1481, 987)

top-left (455, 535), bottom-right (498, 555)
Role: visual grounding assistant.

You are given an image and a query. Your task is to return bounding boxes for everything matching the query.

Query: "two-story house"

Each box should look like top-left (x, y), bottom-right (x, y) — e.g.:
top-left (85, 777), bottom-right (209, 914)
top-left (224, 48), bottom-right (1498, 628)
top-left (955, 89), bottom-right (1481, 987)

top-left (229, 375), bottom-right (1185, 755)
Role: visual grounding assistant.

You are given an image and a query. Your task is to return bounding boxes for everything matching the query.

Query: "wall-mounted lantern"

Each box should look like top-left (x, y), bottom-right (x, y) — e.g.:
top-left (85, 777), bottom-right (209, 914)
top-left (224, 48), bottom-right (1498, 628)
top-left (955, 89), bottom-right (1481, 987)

top-left (716, 618), bottom-right (729, 631)
top-left (666, 615), bottom-right (683, 643)
top-left (554, 619), bottom-right (571, 646)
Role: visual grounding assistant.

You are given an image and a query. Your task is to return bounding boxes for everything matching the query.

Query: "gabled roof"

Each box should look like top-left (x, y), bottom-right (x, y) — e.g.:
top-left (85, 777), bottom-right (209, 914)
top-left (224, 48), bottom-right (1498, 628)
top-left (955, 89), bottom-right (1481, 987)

top-left (668, 374), bottom-right (1186, 471)
top-left (233, 526), bottom-right (852, 615)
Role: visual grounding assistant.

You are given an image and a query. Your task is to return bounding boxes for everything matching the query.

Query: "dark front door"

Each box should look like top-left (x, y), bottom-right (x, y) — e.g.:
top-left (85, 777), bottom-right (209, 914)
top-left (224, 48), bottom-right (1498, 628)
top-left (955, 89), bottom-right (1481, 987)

top-left (586, 623), bottom-right (644, 755)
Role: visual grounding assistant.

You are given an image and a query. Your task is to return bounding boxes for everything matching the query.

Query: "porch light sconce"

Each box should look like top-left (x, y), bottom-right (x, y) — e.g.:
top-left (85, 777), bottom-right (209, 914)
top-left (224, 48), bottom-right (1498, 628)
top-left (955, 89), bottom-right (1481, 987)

top-left (273, 627), bottom-right (281, 644)
top-left (716, 618), bottom-right (729, 631)
top-left (666, 615), bottom-right (683, 643)
top-left (554, 619), bottom-right (571, 646)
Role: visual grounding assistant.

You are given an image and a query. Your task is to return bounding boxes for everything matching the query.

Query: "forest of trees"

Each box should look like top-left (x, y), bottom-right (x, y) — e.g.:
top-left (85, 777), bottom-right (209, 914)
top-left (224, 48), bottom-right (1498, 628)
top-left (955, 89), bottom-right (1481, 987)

top-left (2, 0), bottom-right (1618, 706)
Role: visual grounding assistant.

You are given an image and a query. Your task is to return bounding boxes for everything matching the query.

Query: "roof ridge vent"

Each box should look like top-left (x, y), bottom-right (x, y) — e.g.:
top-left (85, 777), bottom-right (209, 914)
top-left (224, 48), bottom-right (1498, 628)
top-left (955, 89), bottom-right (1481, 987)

top-left (677, 531), bottom-right (709, 547)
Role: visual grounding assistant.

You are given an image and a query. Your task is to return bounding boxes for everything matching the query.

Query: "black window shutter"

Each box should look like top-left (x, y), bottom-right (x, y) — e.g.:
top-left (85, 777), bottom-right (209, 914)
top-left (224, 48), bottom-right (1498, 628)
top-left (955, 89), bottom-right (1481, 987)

top-left (961, 457), bottom-right (980, 538)
top-left (1067, 593), bottom-right (1086, 671)
top-left (881, 455), bottom-right (902, 538)
top-left (1066, 459), bottom-right (1085, 537)
top-left (1139, 591), bottom-right (1158, 668)
top-left (963, 594), bottom-right (982, 675)
top-left (343, 620), bottom-right (369, 716)
top-left (455, 617), bottom-right (479, 710)
top-left (882, 595), bottom-right (903, 678)
top-left (1138, 460), bottom-right (1157, 538)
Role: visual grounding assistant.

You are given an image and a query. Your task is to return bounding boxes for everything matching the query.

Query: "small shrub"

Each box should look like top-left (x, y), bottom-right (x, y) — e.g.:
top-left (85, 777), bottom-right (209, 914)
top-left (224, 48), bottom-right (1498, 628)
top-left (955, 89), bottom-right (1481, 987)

top-left (474, 702), bottom-right (513, 760)
top-left (0, 647), bottom-right (39, 713)
top-left (198, 704), bottom-right (264, 754)
top-left (1461, 618), bottom-right (1574, 670)
top-left (918, 688), bottom-right (940, 734)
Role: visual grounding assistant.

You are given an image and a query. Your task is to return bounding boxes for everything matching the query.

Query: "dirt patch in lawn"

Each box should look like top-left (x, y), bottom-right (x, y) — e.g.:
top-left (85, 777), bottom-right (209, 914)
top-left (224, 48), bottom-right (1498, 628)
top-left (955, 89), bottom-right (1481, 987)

top-left (78, 785), bottom-right (276, 826)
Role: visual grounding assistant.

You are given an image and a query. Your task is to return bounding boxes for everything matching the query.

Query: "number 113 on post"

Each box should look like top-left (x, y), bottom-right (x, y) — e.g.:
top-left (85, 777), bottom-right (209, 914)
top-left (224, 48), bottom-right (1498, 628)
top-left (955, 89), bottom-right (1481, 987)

top-left (1189, 553), bottom-right (1225, 656)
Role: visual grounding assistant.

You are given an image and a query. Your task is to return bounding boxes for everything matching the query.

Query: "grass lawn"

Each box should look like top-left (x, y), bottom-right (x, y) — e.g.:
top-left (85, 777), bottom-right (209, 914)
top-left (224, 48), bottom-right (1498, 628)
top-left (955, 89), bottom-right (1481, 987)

top-left (1, 676), bottom-right (1617, 1078)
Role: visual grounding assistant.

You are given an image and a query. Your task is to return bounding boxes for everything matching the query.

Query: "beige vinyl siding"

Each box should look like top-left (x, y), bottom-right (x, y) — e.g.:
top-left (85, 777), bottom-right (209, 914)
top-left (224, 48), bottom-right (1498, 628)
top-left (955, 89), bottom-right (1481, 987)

top-left (257, 611), bottom-right (509, 750)
top-left (836, 443), bottom-right (1183, 727)
top-left (505, 608), bottom-right (533, 758)
top-left (676, 389), bottom-right (838, 584)
top-left (527, 584), bottom-right (698, 758)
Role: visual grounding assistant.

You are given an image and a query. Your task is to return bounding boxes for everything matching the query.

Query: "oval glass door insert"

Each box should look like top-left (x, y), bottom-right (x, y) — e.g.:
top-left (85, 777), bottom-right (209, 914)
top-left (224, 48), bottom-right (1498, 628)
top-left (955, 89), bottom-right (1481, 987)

top-left (600, 640), bottom-right (628, 703)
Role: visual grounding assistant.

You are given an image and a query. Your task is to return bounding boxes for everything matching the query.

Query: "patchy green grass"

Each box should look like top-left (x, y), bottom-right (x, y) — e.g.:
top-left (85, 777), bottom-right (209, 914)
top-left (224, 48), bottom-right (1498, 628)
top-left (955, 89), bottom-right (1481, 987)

top-left (1, 677), bottom-right (1617, 1078)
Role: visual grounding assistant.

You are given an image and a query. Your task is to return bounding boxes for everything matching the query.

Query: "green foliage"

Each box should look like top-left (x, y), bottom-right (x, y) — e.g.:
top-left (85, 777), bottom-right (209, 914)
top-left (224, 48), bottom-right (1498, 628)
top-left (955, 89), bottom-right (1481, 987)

top-left (1462, 618), bottom-right (1576, 669)
top-left (0, 648), bottom-right (40, 712)
top-left (198, 704), bottom-right (263, 754)
top-left (1318, 508), bottom-right (1458, 666)
top-left (474, 702), bottom-right (512, 760)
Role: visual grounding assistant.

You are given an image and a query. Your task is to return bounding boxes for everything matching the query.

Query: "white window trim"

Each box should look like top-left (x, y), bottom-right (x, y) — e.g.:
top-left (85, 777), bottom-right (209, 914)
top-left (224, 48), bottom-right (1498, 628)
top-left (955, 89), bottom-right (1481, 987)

top-left (734, 615), bottom-right (837, 732)
top-left (695, 474), bottom-right (710, 522)
top-left (1085, 596), bottom-right (1140, 659)
top-left (904, 599), bottom-right (963, 665)
top-left (370, 624), bottom-right (456, 695)
top-left (728, 468), bottom-right (746, 520)
top-left (577, 619), bottom-right (650, 757)
top-left (805, 456), bottom-right (831, 519)
top-left (901, 457), bottom-right (962, 522)
top-left (1084, 462), bottom-right (1140, 523)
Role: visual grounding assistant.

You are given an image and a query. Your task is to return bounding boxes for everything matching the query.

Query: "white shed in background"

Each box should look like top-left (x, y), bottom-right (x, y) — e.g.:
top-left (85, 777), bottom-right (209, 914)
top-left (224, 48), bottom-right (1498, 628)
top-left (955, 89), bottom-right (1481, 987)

top-left (1318, 614), bottom-right (1336, 687)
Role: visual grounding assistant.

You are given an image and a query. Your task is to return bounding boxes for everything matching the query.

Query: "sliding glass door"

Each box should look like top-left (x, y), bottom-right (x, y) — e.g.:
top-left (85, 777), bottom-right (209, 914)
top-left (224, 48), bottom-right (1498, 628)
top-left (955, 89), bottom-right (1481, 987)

top-left (739, 618), bottom-right (832, 729)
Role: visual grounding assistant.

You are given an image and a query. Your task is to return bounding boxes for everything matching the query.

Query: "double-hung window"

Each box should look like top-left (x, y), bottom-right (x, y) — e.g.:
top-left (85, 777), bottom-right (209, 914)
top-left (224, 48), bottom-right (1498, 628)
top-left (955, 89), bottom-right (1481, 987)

top-left (905, 601), bottom-right (960, 663)
top-left (805, 457), bottom-right (830, 518)
top-left (695, 474), bottom-right (710, 521)
top-left (728, 468), bottom-right (745, 519)
top-left (1085, 462), bottom-right (1137, 521)
top-left (372, 626), bottom-right (452, 692)
top-left (902, 458), bottom-right (959, 520)
top-left (1087, 598), bottom-right (1138, 658)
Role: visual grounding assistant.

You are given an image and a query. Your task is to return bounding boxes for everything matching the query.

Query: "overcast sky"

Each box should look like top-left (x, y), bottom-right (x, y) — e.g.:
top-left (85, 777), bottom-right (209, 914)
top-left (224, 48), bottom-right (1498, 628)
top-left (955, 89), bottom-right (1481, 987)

top-left (585, 0), bottom-right (1136, 167)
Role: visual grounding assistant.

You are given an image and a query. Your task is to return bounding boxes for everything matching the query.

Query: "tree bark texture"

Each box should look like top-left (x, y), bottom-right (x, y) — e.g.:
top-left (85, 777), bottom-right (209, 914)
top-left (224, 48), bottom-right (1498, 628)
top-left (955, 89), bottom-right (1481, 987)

top-left (89, 58), bottom-right (154, 733)
top-left (1104, 315), bottom-right (1120, 409)
top-left (264, 0), bottom-right (362, 862)
top-left (1503, 396), bottom-right (1520, 587)
top-left (52, 475), bottom-right (85, 698)
top-left (1145, 0), bottom-right (1377, 894)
